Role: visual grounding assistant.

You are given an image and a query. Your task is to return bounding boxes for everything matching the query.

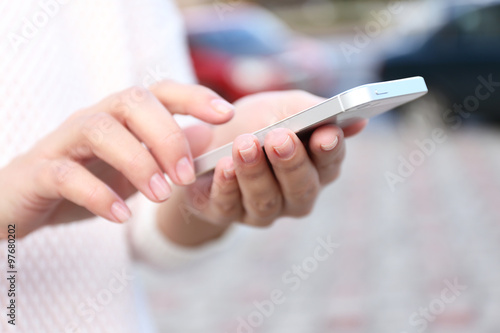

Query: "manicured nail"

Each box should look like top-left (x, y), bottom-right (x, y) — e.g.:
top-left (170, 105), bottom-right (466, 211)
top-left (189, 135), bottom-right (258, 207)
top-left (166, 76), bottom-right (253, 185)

top-left (211, 99), bottom-right (234, 114)
top-left (272, 131), bottom-right (295, 159)
top-left (320, 136), bottom-right (339, 151)
top-left (223, 160), bottom-right (236, 180)
top-left (238, 139), bottom-right (258, 164)
top-left (111, 202), bottom-right (131, 223)
top-left (176, 157), bottom-right (196, 185)
top-left (149, 173), bottom-right (171, 201)
top-left (223, 168), bottom-right (235, 180)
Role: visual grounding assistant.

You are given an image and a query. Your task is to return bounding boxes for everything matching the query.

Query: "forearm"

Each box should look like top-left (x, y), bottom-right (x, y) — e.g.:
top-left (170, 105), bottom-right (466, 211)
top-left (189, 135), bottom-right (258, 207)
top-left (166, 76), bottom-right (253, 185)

top-left (156, 188), bottom-right (231, 247)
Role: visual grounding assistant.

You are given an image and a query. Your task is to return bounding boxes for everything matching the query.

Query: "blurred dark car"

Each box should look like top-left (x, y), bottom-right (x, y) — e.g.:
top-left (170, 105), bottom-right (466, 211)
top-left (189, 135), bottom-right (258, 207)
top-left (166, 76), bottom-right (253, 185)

top-left (183, 4), bottom-right (337, 102)
top-left (380, 3), bottom-right (500, 123)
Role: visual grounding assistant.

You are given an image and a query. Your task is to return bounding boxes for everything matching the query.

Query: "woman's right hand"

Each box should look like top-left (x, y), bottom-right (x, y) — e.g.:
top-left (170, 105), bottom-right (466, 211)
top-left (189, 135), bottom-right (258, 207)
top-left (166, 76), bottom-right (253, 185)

top-left (0, 81), bottom-right (235, 238)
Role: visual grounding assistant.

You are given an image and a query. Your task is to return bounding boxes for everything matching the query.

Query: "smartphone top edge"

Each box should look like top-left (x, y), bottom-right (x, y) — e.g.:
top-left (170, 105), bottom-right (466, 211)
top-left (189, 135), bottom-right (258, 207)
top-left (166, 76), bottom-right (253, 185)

top-left (340, 76), bottom-right (427, 97)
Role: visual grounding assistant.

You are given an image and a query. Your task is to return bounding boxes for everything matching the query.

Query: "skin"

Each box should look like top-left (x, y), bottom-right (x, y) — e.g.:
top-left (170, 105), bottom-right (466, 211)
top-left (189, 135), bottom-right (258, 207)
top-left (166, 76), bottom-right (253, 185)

top-left (157, 90), bottom-right (367, 247)
top-left (0, 80), bottom-right (235, 238)
top-left (0, 82), bottom-right (367, 245)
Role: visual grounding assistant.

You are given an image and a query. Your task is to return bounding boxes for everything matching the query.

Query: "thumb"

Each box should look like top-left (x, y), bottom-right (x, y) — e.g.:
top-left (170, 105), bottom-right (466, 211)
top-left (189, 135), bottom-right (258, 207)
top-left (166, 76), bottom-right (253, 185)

top-left (183, 124), bottom-right (214, 157)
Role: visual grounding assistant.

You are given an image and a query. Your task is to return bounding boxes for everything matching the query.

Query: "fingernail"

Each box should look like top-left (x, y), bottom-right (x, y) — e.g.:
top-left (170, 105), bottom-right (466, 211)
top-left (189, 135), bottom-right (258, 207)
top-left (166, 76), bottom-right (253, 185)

top-left (272, 131), bottom-right (295, 159)
top-left (224, 164), bottom-right (236, 180)
top-left (176, 157), bottom-right (196, 185)
top-left (238, 139), bottom-right (258, 164)
top-left (149, 173), bottom-right (171, 201)
top-left (111, 202), bottom-right (131, 223)
top-left (211, 99), bottom-right (234, 114)
top-left (221, 158), bottom-right (235, 180)
top-left (223, 168), bottom-right (235, 180)
top-left (320, 136), bottom-right (339, 151)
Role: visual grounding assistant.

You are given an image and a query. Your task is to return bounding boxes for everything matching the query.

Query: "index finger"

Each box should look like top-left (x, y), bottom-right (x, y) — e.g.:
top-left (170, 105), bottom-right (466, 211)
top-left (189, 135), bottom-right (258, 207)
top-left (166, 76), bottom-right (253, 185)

top-left (95, 86), bottom-right (197, 186)
top-left (150, 80), bottom-right (235, 124)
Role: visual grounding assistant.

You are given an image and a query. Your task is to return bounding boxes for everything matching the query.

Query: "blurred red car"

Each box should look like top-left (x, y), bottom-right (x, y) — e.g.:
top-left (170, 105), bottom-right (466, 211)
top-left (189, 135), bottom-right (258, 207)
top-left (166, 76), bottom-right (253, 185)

top-left (183, 3), bottom-right (337, 102)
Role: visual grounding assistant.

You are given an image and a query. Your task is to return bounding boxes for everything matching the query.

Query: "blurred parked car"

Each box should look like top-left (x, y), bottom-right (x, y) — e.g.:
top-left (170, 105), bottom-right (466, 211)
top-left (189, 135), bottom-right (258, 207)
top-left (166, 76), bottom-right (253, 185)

top-left (380, 3), bottom-right (500, 123)
top-left (183, 3), bottom-right (337, 102)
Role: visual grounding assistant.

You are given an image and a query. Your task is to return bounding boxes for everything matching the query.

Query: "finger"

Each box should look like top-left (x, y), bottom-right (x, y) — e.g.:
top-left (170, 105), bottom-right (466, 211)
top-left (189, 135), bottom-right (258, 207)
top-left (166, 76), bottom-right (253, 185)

top-left (61, 113), bottom-right (172, 202)
top-left (342, 119), bottom-right (369, 137)
top-left (104, 87), bottom-right (196, 186)
top-left (150, 80), bottom-right (234, 124)
top-left (205, 157), bottom-right (242, 225)
top-left (232, 134), bottom-right (282, 226)
top-left (308, 125), bottom-right (346, 185)
top-left (36, 159), bottom-right (131, 223)
top-left (264, 128), bottom-right (320, 217)
top-left (183, 124), bottom-right (214, 157)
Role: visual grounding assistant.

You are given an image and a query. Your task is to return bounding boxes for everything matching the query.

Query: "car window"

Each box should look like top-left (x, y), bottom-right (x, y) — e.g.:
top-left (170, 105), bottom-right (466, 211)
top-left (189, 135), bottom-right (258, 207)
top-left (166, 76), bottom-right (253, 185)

top-left (434, 5), bottom-right (500, 40)
top-left (188, 28), bottom-right (286, 56)
top-left (455, 5), bottom-right (500, 36)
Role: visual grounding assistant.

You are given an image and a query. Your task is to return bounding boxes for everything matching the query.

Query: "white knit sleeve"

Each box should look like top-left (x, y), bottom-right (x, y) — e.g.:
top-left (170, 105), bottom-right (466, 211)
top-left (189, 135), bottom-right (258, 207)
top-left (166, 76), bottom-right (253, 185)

top-left (127, 194), bottom-right (241, 270)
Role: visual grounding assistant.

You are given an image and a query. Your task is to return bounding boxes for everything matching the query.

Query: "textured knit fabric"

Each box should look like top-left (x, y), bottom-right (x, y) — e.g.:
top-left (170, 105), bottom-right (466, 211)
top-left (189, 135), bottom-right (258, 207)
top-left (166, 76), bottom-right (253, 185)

top-left (0, 1), bottom-right (201, 332)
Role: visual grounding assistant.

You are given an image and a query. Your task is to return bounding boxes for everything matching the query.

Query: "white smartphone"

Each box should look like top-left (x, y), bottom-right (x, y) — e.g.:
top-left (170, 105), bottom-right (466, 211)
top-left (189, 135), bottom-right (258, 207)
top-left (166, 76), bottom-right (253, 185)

top-left (194, 76), bottom-right (428, 176)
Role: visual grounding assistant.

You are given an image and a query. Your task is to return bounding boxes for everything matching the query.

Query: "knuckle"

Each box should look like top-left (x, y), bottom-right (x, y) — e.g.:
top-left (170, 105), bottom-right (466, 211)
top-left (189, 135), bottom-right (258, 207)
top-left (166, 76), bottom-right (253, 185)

top-left (81, 112), bottom-right (115, 146)
top-left (122, 85), bottom-right (152, 102)
top-left (85, 112), bottom-right (113, 127)
top-left (289, 204), bottom-right (315, 218)
top-left (83, 185), bottom-right (103, 207)
top-left (111, 86), bottom-right (154, 116)
top-left (211, 183), bottom-right (239, 199)
top-left (72, 143), bottom-right (93, 159)
top-left (248, 194), bottom-right (281, 219)
top-left (214, 201), bottom-right (240, 217)
top-left (317, 159), bottom-right (336, 172)
top-left (50, 160), bottom-right (77, 185)
top-left (239, 167), bottom-right (267, 181)
top-left (220, 186), bottom-right (241, 197)
top-left (240, 171), bottom-right (260, 182)
top-left (158, 129), bottom-right (185, 148)
top-left (124, 149), bottom-right (153, 175)
top-left (288, 183), bottom-right (319, 203)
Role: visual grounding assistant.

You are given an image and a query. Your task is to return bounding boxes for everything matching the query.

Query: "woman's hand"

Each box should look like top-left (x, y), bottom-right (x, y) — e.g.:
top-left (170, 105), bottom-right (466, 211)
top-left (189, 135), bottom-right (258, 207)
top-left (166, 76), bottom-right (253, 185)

top-left (157, 90), bottom-right (367, 246)
top-left (0, 81), bottom-right (234, 238)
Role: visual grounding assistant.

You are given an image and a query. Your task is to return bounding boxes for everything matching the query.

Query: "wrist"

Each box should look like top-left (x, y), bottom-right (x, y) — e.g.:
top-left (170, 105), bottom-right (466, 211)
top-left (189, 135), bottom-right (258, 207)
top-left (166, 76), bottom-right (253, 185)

top-left (156, 189), bottom-right (231, 247)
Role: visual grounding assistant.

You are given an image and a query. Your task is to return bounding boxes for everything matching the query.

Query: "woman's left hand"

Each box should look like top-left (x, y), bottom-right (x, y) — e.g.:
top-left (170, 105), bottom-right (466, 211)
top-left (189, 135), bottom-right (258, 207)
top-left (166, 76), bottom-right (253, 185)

top-left (157, 90), bottom-right (367, 245)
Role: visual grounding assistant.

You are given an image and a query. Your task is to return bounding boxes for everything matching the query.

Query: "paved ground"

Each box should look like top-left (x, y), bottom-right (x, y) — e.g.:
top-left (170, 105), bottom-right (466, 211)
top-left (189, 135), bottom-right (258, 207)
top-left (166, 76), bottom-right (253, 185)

top-left (141, 116), bottom-right (500, 332)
